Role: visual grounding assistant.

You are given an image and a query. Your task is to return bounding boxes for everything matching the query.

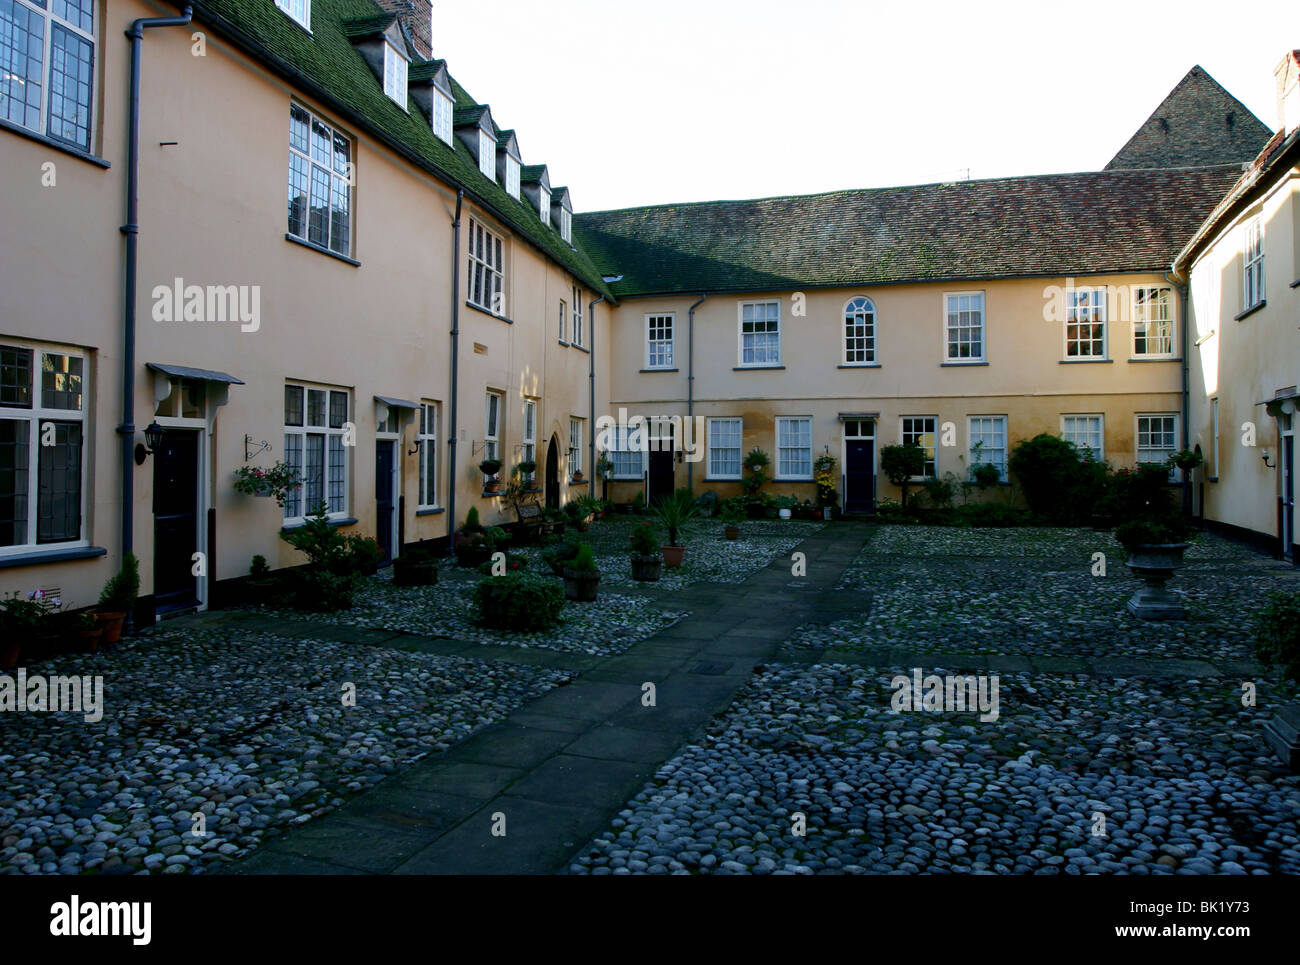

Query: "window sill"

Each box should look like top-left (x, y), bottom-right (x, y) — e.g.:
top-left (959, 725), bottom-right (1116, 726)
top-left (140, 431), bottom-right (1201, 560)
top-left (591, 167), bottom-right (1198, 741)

top-left (572, 343), bottom-right (589, 353)
top-left (1290, 279), bottom-right (1300, 289)
top-left (281, 516), bottom-right (358, 533)
top-left (940, 361), bottom-right (988, 367)
top-left (285, 233), bottom-right (360, 266)
top-left (568, 477), bottom-right (587, 485)
top-left (466, 301), bottom-right (514, 324)
top-left (773, 476), bottom-right (814, 483)
top-left (0, 117), bottom-right (110, 169)
top-left (1059, 358), bottom-right (1113, 364)
top-left (703, 477), bottom-right (742, 483)
top-left (1207, 476), bottom-right (1219, 483)
top-left (734, 365), bottom-right (785, 371)
top-left (1128, 356), bottom-right (1182, 363)
top-left (0, 546), bottom-right (108, 569)
top-left (557, 339), bottom-right (569, 346)
top-left (480, 490), bottom-right (504, 498)
top-left (1234, 301), bottom-right (1266, 321)
top-left (641, 367), bottom-right (679, 373)
top-left (838, 363), bottom-right (881, 369)
top-left (415, 507), bottom-right (445, 516)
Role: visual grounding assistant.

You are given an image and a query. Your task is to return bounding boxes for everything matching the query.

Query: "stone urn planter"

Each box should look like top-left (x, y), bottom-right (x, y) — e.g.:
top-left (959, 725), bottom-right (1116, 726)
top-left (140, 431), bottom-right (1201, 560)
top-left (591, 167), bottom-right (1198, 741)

top-left (563, 567), bottom-right (601, 602)
top-left (630, 553), bottom-right (662, 582)
top-left (1125, 543), bottom-right (1190, 619)
top-left (661, 544), bottom-right (685, 569)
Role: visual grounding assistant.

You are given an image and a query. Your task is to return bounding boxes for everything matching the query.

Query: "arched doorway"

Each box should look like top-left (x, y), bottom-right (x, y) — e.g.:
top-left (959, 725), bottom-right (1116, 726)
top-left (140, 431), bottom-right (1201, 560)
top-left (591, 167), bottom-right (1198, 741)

top-left (545, 437), bottom-right (560, 510)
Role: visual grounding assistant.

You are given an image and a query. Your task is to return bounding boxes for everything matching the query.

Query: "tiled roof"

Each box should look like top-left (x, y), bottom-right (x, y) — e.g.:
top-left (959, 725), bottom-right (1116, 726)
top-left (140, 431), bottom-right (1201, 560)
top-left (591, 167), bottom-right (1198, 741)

top-left (181, 0), bottom-right (611, 297)
top-left (338, 12), bottom-right (393, 37)
top-left (575, 167), bottom-right (1244, 297)
top-left (1105, 66), bottom-right (1273, 170)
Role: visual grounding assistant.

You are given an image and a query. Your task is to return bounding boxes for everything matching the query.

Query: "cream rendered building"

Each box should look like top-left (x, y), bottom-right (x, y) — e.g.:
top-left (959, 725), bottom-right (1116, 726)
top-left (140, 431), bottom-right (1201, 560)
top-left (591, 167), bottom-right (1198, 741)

top-left (1177, 52), bottom-right (1300, 561)
top-left (0, 0), bottom-right (1293, 628)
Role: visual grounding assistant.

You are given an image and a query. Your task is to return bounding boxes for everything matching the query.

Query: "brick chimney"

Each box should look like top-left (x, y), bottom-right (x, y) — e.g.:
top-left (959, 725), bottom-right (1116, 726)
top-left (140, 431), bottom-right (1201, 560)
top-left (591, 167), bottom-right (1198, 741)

top-left (375, 0), bottom-right (433, 61)
top-left (1276, 50), bottom-right (1300, 135)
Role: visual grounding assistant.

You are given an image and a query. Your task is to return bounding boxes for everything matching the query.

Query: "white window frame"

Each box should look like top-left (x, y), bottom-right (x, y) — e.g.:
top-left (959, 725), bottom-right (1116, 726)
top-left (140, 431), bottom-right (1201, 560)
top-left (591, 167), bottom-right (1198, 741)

top-left (569, 417), bottom-right (583, 479)
top-left (483, 391), bottom-right (503, 482)
top-left (521, 400), bottom-right (537, 481)
top-left (738, 300), bottom-right (781, 367)
top-left (382, 42), bottom-right (408, 107)
top-left (274, 0), bottom-right (310, 30)
top-left (478, 129), bottom-right (496, 181)
top-left (967, 415), bottom-right (1008, 483)
top-left (0, 341), bottom-right (89, 555)
top-left (1061, 414), bottom-right (1105, 462)
top-left (505, 155), bottom-right (521, 199)
top-left (605, 426), bottom-right (644, 480)
top-left (944, 292), bottom-right (985, 363)
top-left (646, 314), bottom-right (674, 369)
top-left (1136, 412), bottom-right (1178, 472)
top-left (539, 187), bottom-right (551, 226)
top-left (706, 418), bottom-right (743, 480)
top-left (1065, 288), bottom-right (1107, 359)
top-left (282, 382), bottom-right (350, 524)
top-left (467, 219), bottom-right (505, 314)
top-left (775, 416), bottom-right (814, 480)
top-left (900, 415), bottom-right (938, 478)
top-left (560, 206), bottom-right (572, 243)
top-left (572, 288), bottom-right (584, 347)
top-left (1132, 286), bottom-right (1175, 357)
top-left (843, 296), bottom-right (877, 365)
top-left (558, 299), bottom-right (567, 342)
top-left (432, 90), bottom-right (453, 144)
top-left (1243, 216), bottom-right (1265, 311)
top-left (417, 401), bottom-right (438, 510)
top-left (287, 103), bottom-right (353, 256)
top-left (2, 0), bottom-right (98, 151)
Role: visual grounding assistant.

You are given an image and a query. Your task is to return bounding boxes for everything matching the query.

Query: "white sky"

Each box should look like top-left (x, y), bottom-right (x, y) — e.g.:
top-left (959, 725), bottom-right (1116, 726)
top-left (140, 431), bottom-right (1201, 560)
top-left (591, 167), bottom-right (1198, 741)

top-left (432, 0), bottom-right (1293, 213)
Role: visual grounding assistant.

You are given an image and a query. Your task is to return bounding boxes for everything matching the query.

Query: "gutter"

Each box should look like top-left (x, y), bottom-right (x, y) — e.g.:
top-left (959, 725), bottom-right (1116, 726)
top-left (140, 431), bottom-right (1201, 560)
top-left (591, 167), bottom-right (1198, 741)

top-left (587, 294), bottom-right (605, 499)
top-left (119, 4), bottom-right (193, 626)
top-left (1165, 269), bottom-right (1192, 515)
top-left (446, 188), bottom-right (463, 555)
top-left (686, 293), bottom-right (707, 493)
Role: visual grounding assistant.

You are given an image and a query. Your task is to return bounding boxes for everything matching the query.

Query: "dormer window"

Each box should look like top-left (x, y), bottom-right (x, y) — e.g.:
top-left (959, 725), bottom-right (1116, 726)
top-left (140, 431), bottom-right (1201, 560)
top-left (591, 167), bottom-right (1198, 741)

top-left (478, 130), bottom-right (496, 180)
top-left (560, 207), bottom-right (572, 243)
top-left (539, 188), bottom-right (551, 225)
top-left (383, 43), bottom-right (408, 107)
top-left (505, 156), bottom-right (521, 199)
top-left (432, 91), bottom-right (452, 143)
top-left (275, 0), bottom-right (310, 30)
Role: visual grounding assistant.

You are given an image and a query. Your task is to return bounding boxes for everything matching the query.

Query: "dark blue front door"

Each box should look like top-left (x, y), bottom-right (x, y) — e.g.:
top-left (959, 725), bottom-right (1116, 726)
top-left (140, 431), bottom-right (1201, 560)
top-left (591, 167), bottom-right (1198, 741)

top-left (375, 441), bottom-right (395, 563)
top-left (153, 429), bottom-right (200, 611)
top-left (844, 439), bottom-right (874, 514)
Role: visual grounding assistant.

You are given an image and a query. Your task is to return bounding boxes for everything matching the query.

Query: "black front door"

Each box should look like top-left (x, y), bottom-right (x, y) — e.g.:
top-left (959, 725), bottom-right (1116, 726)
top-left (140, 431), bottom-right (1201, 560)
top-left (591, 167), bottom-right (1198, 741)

top-left (647, 428), bottom-right (675, 507)
top-left (375, 441), bottom-right (395, 563)
top-left (153, 428), bottom-right (200, 611)
top-left (546, 438), bottom-right (560, 510)
top-left (1283, 434), bottom-right (1295, 561)
top-left (844, 439), bottom-right (875, 514)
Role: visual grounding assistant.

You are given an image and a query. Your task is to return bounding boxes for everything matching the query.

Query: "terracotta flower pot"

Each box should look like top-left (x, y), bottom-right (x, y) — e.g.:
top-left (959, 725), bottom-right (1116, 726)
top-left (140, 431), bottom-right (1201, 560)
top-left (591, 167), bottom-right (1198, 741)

top-left (96, 611), bottom-right (126, 644)
top-left (661, 544), bottom-right (686, 568)
top-left (724, 525), bottom-right (740, 540)
top-left (484, 479), bottom-right (501, 493)
top-left (77, 628), bottom-right (104, 654)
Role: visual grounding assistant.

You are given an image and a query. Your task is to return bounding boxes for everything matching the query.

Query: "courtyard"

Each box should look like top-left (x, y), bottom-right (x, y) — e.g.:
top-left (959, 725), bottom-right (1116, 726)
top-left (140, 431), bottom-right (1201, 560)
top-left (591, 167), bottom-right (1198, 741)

top-left (2, 518), bottom-right (1298, 875)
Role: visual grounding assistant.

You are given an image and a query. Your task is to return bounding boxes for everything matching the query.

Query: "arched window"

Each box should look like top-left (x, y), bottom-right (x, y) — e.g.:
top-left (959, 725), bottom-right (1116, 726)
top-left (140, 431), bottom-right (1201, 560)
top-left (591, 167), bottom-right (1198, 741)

top-left (843, 296), bottom-right (876, 364)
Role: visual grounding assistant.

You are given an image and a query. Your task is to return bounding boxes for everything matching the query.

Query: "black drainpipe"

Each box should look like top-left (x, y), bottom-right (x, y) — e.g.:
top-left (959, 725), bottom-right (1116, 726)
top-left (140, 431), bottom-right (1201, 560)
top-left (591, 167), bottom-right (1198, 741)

top-left (1164, 269), bottom-right (1191, 516)
top-left (119, 4), bottom-right (193, 625)
top-left (587, 294), bottom-right (605, 499)
top-left (446, 188), bottom-right (463, 555)
top-left (686, 293), bottom-right (707, 493)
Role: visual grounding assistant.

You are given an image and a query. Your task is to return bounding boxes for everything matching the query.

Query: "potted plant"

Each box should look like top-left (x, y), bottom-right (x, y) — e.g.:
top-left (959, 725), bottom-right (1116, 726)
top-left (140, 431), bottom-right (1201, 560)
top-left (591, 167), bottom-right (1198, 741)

top-left (543, 534), bottom-right (583, 575)
top-left (743, 447), bottom-right (770, 515)
top-left (595, 455), bottom-right (614, 500)
top-left (652, 489), bottom-right (698, 567)
top-left (629, 521), bottom-right (663, 581)
top-left (232, 461), bottom-right (302, 507)
top-left (480, 458), bottom-right (503, 493)
top-left (515, 459), bottom-right (539, 490)
top-left (972, 463), bottom-right (1001, 490)
top-left (97, 552), bottom-right (139, 644)
top-left (346, 534), bottom-right (382, 576)
top-left (393, 544), bottom-right (439, 587)
top-left (880, 443), bottom-right (926, 511)
top-left (56, 610), bottom-right (102, 654)
top-left (563, 543), bottom-right (601, 602)
top-left (246, 554), bottom-right (277, 604)
top-left (774, 494), bottom-right (798, 520)
top-left (720, 498), bottom-right (744, 540)
top-left (572, 469), bottom-right (585, 483)
top-left (0, 590), bottom-right (56, 668)
top-left (1115, 515), bottom-right (1191, 620)
top-left (813, 454), bottom-right (837, 510)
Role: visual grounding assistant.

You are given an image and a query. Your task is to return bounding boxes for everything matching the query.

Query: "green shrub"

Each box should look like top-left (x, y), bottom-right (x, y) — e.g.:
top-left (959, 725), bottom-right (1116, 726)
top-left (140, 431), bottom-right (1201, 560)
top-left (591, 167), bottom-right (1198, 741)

top-left (568, 543), bottom-right (599, 574)
top-left (920, 472), bottom-right (958, 510)
top-left (1255, 591), bottom-right (1300, 683)
top-left (1008, 434), bottom-right (1113, 524)
top-left (99, 552), bottom-right (140, 613)
top-left (476, 553), bottom-right (529, 576)
top-left (951, 503), bottom-right (1031, 527)
top-left (473, 572), bottom-right (564, 632)
top-left (652, 488), bottom-right (698, 544)
top-left (249, 554), bottom-right (270, 578)
top-left (972, 463), bottom-right (1002, 489)
top-left (285, 568), bottom-right (356, 611)
top-left (880, 443), bottom-right (926, 508)
top-left (695, 490), bottom-right (720, 517)
top-left (345, 534), bottom-right (382, 574)
top-left (463, 507), bottom-right (482, 534)
top-left (873, 497), bottom-right (918, 523)
top-left (1114, 518), bottom-right (1189, 552)
top-left (630, 521), bottom-right (660, 555)
top-left (542, 534), bottom-right (583, 573)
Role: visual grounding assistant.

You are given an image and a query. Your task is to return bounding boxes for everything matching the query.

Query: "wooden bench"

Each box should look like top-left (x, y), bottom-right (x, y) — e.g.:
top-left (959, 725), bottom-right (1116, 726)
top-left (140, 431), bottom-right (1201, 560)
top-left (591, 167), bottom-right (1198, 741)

top-left (514, 502), bottom-right (564, 542)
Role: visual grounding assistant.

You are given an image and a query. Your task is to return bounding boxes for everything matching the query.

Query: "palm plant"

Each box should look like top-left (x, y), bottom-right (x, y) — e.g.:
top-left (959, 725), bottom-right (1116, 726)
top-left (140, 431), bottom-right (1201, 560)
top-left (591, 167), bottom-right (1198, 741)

top-left (652, 489), bottom-right (699, 547)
